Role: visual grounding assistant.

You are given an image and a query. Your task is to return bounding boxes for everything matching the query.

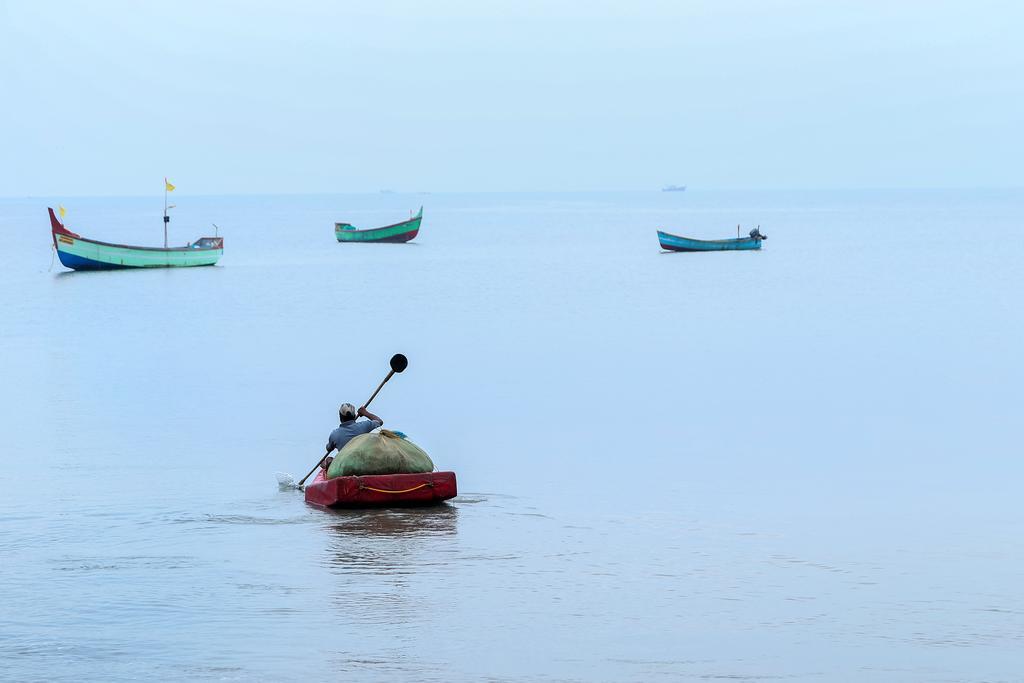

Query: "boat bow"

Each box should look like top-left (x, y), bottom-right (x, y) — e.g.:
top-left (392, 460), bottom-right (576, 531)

top-left (48, 207), bottom-right (81, 247)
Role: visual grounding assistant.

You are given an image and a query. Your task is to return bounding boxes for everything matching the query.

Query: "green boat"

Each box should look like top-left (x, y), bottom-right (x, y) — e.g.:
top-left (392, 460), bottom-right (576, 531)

top-left (49, 208), bottom-right (223, 270)
top-left (335, 207), bottom-right (422, 243)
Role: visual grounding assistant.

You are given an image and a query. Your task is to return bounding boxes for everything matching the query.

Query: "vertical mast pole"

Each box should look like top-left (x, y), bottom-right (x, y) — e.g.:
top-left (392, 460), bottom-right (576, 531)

top-left (163, 178), bottom-right (169, 248)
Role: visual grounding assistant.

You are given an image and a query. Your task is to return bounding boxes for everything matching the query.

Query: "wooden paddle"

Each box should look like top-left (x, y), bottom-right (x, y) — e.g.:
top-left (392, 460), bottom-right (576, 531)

top-left (295, 354), bottom-right (408, 488)
top-left (363, 353), bottom-right (408, 409)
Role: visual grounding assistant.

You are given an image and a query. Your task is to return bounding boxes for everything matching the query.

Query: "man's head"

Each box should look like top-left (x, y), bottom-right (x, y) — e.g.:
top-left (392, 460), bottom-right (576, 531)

top-left (339, 403), bottom-right (357, 422)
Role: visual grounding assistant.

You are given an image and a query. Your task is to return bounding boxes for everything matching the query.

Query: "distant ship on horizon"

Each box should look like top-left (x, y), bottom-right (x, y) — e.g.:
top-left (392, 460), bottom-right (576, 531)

top-left (662, 184), bottom-right (687, 192)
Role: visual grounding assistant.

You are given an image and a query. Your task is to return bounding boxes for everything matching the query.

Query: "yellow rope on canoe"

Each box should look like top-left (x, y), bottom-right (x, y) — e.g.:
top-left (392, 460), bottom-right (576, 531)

top-left (360, 482), bottom-right (432, 495)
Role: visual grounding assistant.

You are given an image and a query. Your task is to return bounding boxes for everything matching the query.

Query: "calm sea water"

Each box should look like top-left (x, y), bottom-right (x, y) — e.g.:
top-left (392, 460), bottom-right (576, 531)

top-left (1, 190), bottom-right (1022, 681)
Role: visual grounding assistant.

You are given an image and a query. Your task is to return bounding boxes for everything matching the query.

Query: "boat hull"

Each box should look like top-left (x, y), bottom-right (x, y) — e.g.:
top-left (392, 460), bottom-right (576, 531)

top-left (49, 208), bottom-right (222, 270)
top-left (657, 230), bottom-right (762, 252)
top-left (335, 208), bottom-right (422, 243)
top-left (304, 470), bottom-right (457, 508)
top-left (55, 237), bottom-right (224, 269)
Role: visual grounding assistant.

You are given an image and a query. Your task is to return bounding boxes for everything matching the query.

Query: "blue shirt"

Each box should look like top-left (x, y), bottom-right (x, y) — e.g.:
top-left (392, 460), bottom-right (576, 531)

top-left (327, 418), bottom-right (382, 452)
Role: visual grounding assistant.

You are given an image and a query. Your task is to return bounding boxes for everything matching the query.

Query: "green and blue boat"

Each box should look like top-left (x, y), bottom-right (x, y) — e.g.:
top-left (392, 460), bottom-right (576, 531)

top-left (49, 207), bottom-right (223, 270)
top-left (658, 227), bottom-right (766, 252)
top-left (335, 207), bottom-right (422, 243)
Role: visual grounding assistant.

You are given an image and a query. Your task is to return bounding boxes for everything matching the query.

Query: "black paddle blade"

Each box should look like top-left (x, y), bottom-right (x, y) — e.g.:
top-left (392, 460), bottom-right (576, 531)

top-left (390, 353), bottom-right (409, 373)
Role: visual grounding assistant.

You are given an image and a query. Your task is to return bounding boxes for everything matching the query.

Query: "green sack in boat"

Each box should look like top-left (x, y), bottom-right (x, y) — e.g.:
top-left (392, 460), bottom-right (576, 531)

top-left (327, 429), bottom-right (434, 478)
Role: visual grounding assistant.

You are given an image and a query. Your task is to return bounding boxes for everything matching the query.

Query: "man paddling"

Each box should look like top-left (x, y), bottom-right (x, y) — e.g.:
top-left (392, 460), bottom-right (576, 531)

top-left (322, 403), bottom-right (383, 471)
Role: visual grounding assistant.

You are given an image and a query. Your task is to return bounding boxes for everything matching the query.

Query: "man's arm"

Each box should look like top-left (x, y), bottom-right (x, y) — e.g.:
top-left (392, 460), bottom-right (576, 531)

top-left (358, 405), bottom-right (383, 427)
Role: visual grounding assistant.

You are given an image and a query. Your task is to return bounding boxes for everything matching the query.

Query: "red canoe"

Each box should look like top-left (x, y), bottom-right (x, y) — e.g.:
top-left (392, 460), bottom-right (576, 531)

top-left (304, 470), bottom-right (457, 508)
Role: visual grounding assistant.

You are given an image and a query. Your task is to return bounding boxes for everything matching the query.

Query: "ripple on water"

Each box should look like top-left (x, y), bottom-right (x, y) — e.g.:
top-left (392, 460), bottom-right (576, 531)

top-left (202, 513), bottom-right (316, 525)
top-left (49, 555), bottom-right (198, 572)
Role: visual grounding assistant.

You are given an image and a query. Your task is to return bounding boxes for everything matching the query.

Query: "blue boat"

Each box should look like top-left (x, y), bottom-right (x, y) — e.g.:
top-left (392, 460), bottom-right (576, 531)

top-left (657, 227), bottom-right (766, 252)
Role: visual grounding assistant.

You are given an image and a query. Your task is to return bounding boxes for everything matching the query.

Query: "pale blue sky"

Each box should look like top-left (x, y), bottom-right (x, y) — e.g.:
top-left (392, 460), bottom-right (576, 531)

top-left (1, 0), bottom-right (1021, 195)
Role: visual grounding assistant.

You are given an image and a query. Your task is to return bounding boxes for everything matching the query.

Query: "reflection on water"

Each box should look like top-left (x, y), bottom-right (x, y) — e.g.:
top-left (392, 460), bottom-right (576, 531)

top-left (319, 504), bottom-right (461, 635)
top-left (323, 503), bottom-right (460, 541)
top-left (322, 504), bottom-right (460, 573)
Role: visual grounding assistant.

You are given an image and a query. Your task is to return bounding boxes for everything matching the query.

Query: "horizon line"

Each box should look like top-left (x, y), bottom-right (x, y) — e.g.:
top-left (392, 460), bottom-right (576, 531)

top-left (2, 185), bottom-right (1023, 201)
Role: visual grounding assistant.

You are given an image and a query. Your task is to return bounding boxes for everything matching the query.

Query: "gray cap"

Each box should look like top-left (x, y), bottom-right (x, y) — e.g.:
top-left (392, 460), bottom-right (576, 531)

top-left (339, 403), bottom-right (357, 420)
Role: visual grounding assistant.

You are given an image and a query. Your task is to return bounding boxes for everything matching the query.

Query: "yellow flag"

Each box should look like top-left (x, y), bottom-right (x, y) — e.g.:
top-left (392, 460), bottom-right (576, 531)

top-left (165, 178), bottom-right (175, 192)
top-left (58, 205), bottom-right (66, 219)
